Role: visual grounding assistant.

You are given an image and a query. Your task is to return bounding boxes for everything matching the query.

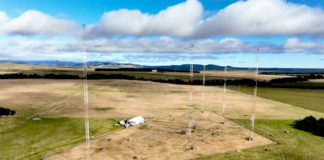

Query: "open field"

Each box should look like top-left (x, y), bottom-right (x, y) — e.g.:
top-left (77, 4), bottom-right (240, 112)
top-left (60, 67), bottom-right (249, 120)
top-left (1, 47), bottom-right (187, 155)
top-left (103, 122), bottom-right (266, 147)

top-left (203, 71), bottom-right (292, 81)
top-left (1, 79), bottom-right (323, 120)
top-left (48, 110), bottom-right (272, 160)
top-left (309, 79), bottom-right (324, 83)
top-left (273, 81), bottom-right (324, 89)
top-left (227, 85), bottom-right (324, 113)
top-left (1, 78), bottom-right (324, 159)
top-left (196, 119), bottom-right (324, 160)
top-left (0, 117), bottom-right (122, 160)
top-left (0, 63), bottom-right (293, 81)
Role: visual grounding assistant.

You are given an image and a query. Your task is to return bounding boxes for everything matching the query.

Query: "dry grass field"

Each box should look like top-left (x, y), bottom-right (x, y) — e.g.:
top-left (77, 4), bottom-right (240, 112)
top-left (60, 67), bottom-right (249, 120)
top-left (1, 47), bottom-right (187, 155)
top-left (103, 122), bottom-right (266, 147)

top-left (1, 79), bottom-right (324, 159)
top-left (0, 63), bottom-right (293, 82)
top-left (0, 79), bottom-right (323, 120)
top-left (309, 79), bottom-right (324, 83)
top-left (48, 110), bottom-right (272, 160)
top-left (203, 71), bottom-right (292, 81)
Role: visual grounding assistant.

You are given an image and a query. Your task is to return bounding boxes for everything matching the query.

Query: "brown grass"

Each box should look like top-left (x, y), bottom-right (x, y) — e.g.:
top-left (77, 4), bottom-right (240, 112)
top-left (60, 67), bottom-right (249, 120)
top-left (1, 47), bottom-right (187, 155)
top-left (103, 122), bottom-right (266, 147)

top-left (203, 71), bottom-right (292, 81)
top-left (47, 110), bottom-right (272, 160)
top-left (1, 79), bottom-right (323, 120)
top-left (1, 79), bottom-right (324, 159)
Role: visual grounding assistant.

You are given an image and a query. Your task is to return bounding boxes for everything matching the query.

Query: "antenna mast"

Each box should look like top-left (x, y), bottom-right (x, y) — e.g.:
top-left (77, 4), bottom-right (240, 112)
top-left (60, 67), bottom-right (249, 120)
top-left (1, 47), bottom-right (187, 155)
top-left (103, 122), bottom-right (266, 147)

top-left (222, 53), bottom-right (227, 123)
top-left (201, 50), bottom-right (206, 113)
top-left (82, 24), bottom-right (91, 160)
top-left (250, 48), bottom-right (259, 140)
top-left (184, 44), bottom-right (194, 136)
top-left (189, 44), bottom-right (194, 107)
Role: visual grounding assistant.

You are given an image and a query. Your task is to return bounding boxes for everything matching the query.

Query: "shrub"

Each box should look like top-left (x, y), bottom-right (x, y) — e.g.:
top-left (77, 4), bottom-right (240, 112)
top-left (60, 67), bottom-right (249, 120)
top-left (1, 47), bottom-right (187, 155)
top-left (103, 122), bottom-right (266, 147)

top-left (295, 115), bottom-right (324, 136)
top-left (10, 110), bottom-right (16, 115)
top-left (0, 107), bottom-right (16, 116)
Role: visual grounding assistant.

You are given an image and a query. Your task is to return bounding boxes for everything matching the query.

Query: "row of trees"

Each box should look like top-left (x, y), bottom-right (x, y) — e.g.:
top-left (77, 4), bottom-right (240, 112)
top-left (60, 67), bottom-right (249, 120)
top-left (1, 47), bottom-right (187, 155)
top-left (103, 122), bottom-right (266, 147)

top-left (268, 77), bottom-right (308, 84)
top-left (1, 73), bottom-right (322, 89)
top-left (157, 69), bottom-right (200, 73)
top-left (0, 107), bottom-right (16, 116)
top-left (95, 68), bottom-right (152, 72)
top-left (294, 116), bottom-right (324, 136)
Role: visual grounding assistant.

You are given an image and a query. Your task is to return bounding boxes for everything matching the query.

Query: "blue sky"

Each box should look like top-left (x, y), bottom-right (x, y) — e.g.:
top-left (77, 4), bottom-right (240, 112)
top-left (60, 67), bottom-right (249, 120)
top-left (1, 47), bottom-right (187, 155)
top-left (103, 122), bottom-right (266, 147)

top-left (1, 0), bottom-right (324, 68)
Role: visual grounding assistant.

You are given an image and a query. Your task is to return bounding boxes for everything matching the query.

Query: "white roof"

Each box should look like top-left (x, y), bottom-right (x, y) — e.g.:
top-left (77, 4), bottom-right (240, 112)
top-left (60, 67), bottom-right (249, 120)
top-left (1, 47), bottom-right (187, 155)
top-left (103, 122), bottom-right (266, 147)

top-left (128, 116), bottom-right (144, 125)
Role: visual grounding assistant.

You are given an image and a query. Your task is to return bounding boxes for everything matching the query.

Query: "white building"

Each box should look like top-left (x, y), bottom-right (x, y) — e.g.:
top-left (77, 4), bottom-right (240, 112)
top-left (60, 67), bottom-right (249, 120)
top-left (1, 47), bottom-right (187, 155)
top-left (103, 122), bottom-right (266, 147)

top-left (128, 116), bottom-right (144, 126)
top-left (119, 116), bottom-right (144, 127)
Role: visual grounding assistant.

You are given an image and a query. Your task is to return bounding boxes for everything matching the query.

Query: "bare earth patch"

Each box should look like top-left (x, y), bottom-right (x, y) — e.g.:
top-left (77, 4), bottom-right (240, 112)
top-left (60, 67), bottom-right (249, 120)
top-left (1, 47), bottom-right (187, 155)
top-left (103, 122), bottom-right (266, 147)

top-left (48, 109), bottom-right (272, 160)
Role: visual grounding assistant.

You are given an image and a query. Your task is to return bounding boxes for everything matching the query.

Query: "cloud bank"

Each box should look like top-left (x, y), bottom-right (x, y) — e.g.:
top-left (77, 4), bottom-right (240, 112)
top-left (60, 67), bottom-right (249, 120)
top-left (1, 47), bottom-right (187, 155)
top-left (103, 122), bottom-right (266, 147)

top-left (88, 0), bottom-right (202, 37)
top-left (0, 10), bottom-right (78, 36)
top-left (195, 0), bottom-right (324, 38)
top-left (1, 0), bottom-right (324, 38)
top-left (89, 0), bottom-right (324, 38)
top-left (2, 36), bottom-right (323, 55)
top-left (1, 0), bottom-right (324, 63)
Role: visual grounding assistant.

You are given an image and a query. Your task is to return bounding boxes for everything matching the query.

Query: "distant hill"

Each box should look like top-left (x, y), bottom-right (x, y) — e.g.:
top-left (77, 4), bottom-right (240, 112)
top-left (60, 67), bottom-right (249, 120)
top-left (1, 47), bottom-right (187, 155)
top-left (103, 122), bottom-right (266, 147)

top-left (0, 60), bottom-right (139, 67)
top-left (0, 60), bottom-right (79, 66)
top-left (0, 60), bottom-right (323, 73)
top-left (144, 64), bottom-right (236, 71)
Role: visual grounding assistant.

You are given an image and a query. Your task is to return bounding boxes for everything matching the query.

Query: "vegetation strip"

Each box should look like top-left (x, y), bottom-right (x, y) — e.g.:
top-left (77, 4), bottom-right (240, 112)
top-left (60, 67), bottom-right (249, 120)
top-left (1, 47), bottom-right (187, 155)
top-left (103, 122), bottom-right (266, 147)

top-left (1, 73), bottom-right (323, 89)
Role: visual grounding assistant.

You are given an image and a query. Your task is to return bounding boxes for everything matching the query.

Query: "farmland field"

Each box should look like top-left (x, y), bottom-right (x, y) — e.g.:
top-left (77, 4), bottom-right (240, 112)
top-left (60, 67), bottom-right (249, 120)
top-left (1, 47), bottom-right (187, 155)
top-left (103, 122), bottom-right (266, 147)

top-left (0, 79), bottom-right (324, 159)
top-left (227, 85), bottom-right (324, 113)
top-left (48, 110), bottom-right (272, 160)
top-left (195, 119), bottom-right (324, 160)
top-left (0, 63), bottom-right (293, 81)
top-left (0, 118), bottom-right (121, 160)
top-left (1, 68), bottom-right (324, 159)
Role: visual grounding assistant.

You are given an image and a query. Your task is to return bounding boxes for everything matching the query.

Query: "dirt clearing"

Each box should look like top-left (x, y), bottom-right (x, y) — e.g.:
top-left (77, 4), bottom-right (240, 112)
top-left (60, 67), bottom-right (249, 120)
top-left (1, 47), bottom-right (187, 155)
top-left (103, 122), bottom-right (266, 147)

top-left (48, 109), bottom-right (272, 160)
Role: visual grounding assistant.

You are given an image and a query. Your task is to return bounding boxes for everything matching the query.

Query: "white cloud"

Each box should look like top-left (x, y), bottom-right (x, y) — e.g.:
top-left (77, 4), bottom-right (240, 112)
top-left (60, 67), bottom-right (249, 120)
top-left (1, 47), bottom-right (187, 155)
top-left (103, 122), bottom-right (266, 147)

top-left (2, 0), bottom-right (324, 38)
top-left (88, 0), bottom-right (202, 37)
top-left (1, 36), bottom-right (324, 61)
top-left (283, 38), bottom-right (324, 53)
top-left (0, 10), bottom-right (79, 36)
top-left (194, 0), bottom-right (324, 38)
top-left (0, 11), bottom-right (9, 24)
top-left (0, 36), bottom-right (310, 55)
top-left (88, 0), bottom-right (324, 38)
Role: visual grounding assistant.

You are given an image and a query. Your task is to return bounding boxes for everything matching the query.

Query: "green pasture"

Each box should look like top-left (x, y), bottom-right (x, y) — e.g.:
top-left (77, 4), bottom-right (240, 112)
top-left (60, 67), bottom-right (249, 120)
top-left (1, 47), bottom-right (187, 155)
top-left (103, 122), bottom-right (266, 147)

top-left (274, 81), bottom-right (324, 88)
top-left (228, 85), bottom-right (324, 113)
top-left (0, 117), bottom-right (121, 160)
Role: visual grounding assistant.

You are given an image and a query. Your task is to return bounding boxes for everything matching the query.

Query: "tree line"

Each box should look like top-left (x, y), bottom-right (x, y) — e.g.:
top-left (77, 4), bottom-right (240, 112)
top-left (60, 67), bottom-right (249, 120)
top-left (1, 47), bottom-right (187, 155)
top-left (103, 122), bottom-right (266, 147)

top-left (157, 69), bottom-right (200, 73)
top-left (0, 107), bottom-right (16, 116)
top-left (95, 68), bottom-right (152, 72)
top-left (294, 115), bottom-right (324, 137)
top-left (1, 73), bottom-right (323, 89)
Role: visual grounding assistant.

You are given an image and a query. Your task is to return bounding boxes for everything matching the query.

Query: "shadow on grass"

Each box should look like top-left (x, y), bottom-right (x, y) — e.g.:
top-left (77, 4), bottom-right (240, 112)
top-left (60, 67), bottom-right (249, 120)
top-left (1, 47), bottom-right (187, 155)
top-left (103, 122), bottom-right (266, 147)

top-left (290, 115), bottom-right (324, 137)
